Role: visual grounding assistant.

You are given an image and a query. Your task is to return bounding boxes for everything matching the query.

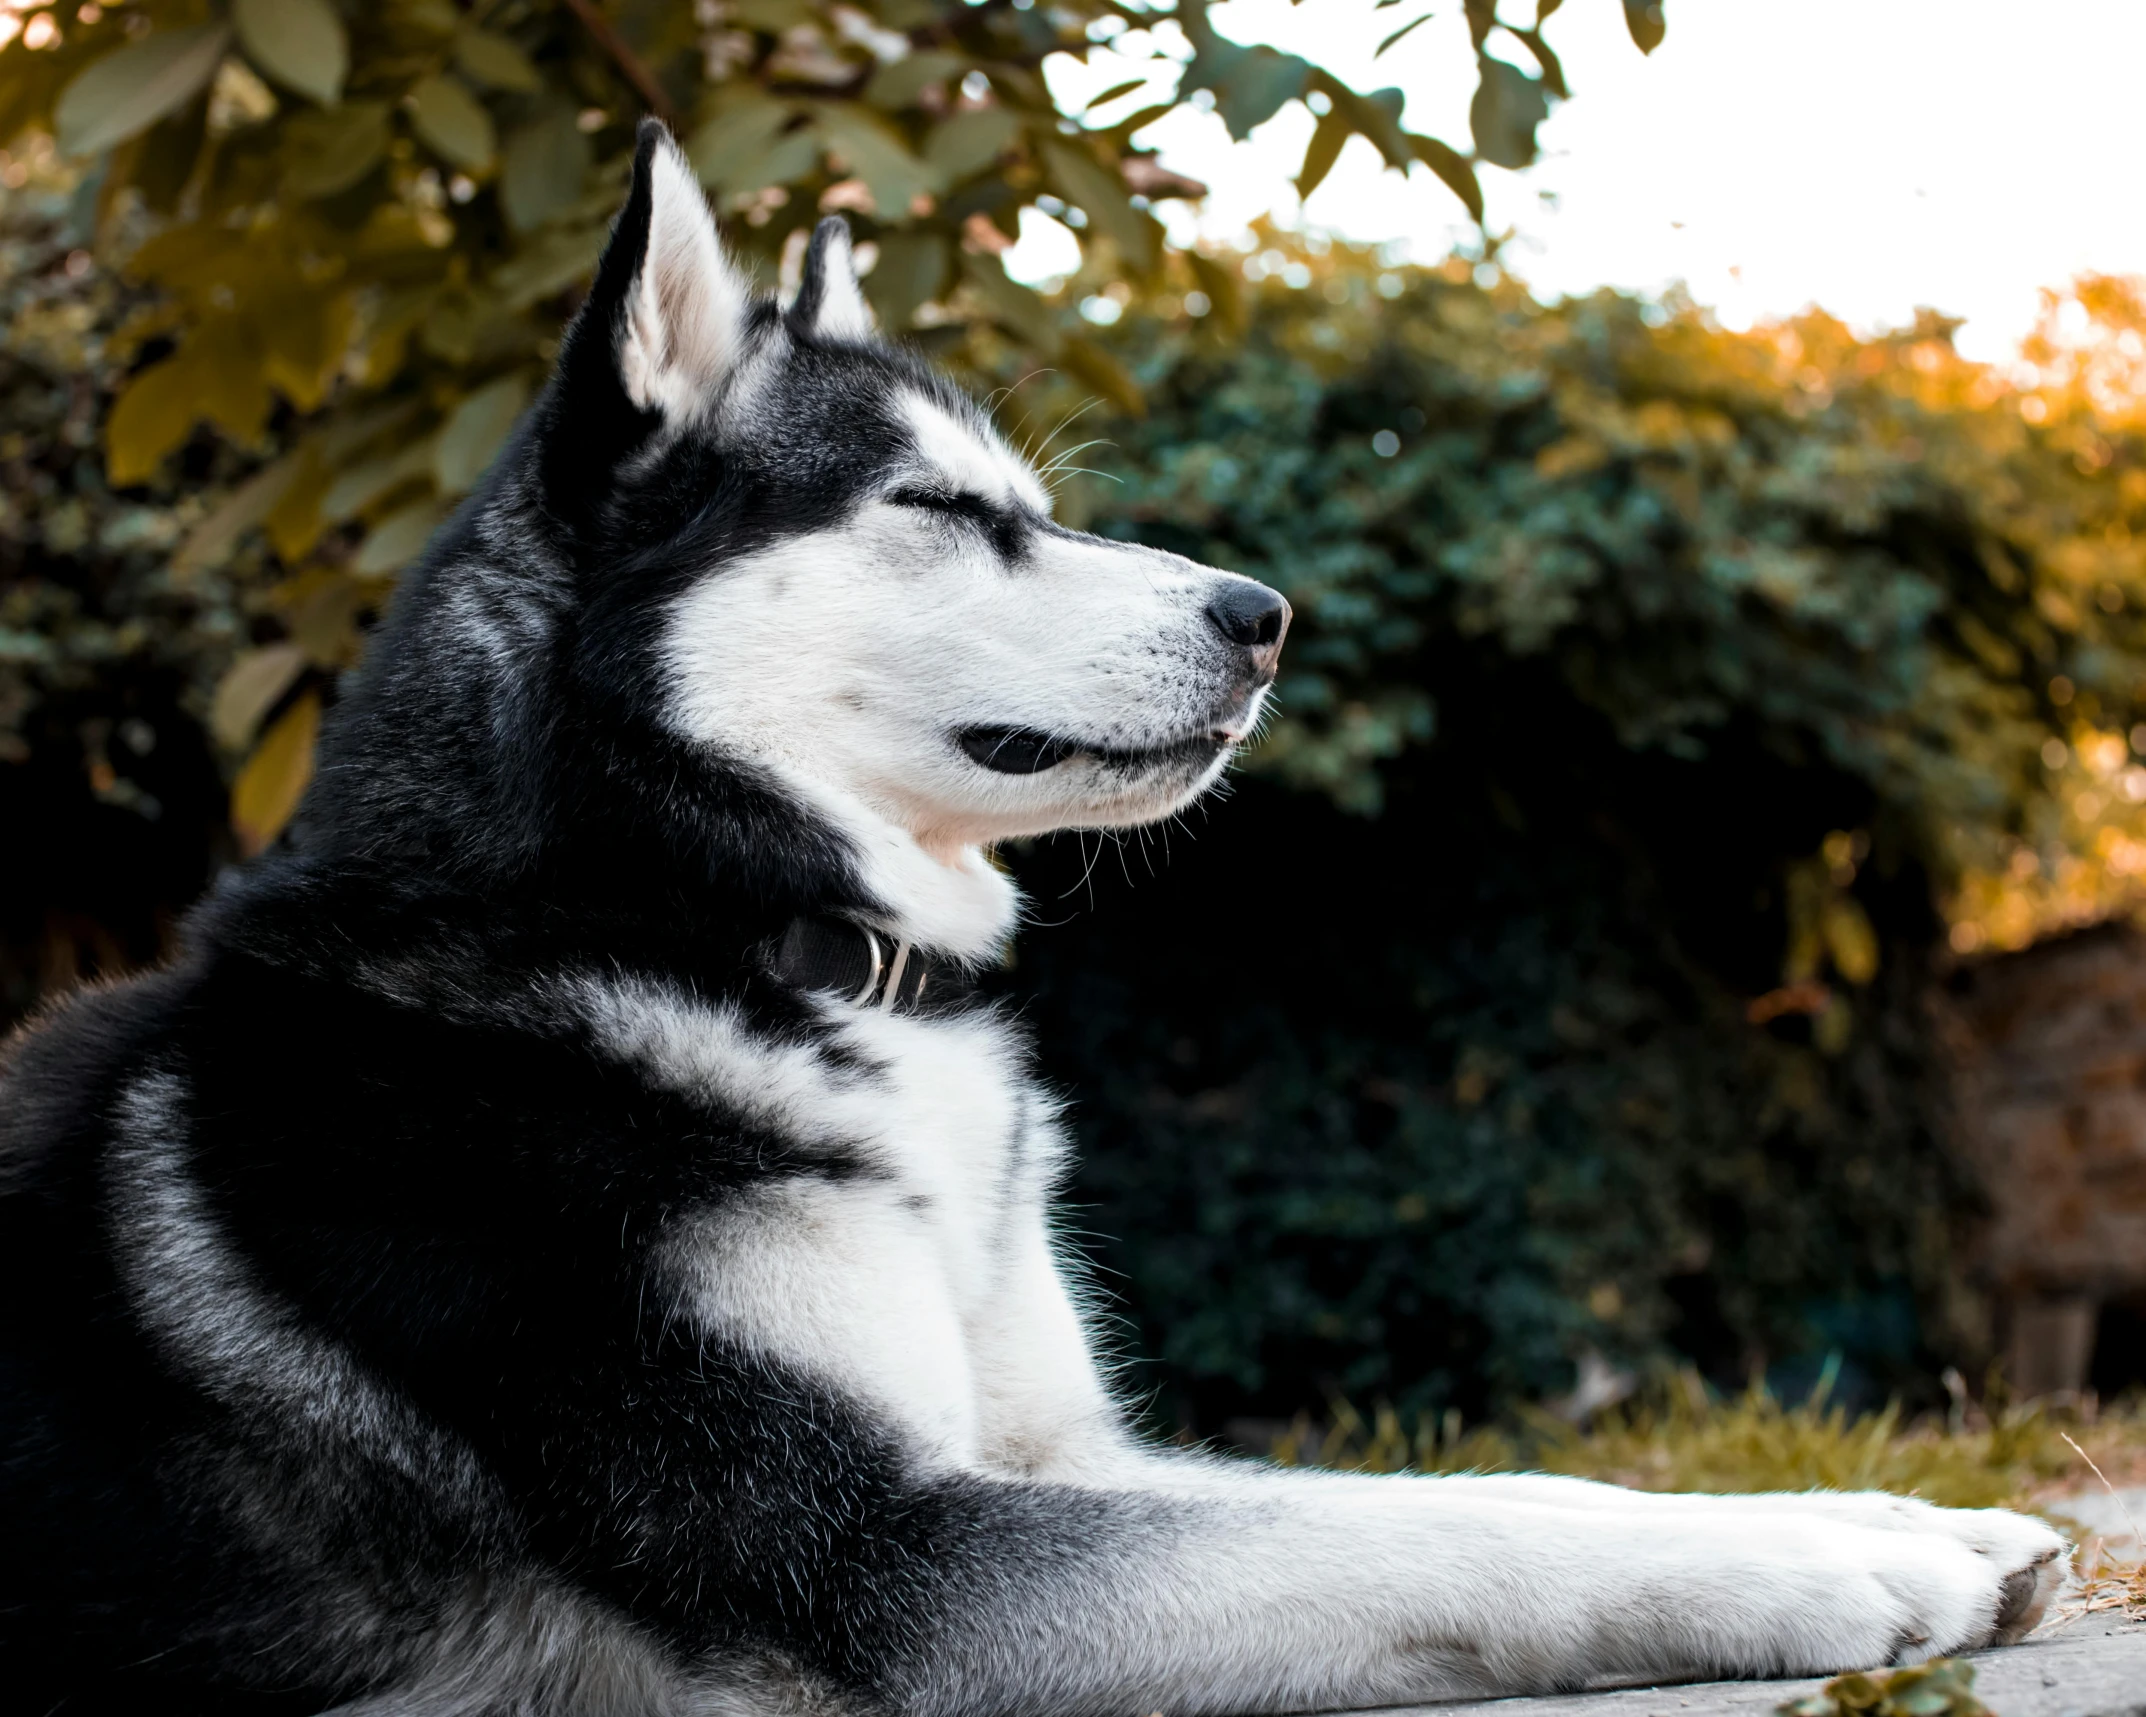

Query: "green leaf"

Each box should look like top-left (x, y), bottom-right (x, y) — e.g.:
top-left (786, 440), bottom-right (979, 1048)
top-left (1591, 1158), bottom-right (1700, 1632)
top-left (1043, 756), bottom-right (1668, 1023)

top-left (433, 374), bottom-right (531, 495)
top-left (408, 74), bottom-right (496, 172)
top-left (924, 108), bottom-right (1021, 182)
top-left (173, 454), bottom-right (304, 585)
top-left (864, 50), bottom-right (968, 111)
top-left (454, 28), bottom-right (544, 93)
top-left (1318, 78), bottom-right (1411, 171)
top-left (1376, 13), bottom-right (1434, 57)
top-left (1060, 333), bottom-right (1143, 417)
top-left (211, 642), bottom-right (308, 750)
top-left (816, 105), bottom-right (942, 215)
top-left (1186, 250), bottom-right (1245, 335)
top-left (960, 252), bottom-right (1059, 354)
top-left (1623, 0), bottom-right (1667, 53)
top-left (1209, 48), bottom-right (1309, 140)
top-left (1408, 134), bottom-right (1483, 222)
top-left (1512, 26), bottom-right (1570, 100)
top-left (729, 0), bottom-right (806, 26)
top-left (54, 24), bottom-right (231, 157)
top-left (1296, 108), bottom-right (1350, 200)
top-left (500, 106), bottom-right (590, 232)
top-left (281, 101), bottom-right (391, 199)
top-left (1083, 78), bottom-right (1149, 113)
top-left (1469, 56), bottom-right (1550, 170)
top-left (353, 498), bottom-right (448, 576)
top-left (684, 89), bottom-right (794, 189)
top-left (323, 438), bottom-right (437, 523)
top-left (863, 231), bottom-right (950, 331)
top-left (233, 0), bottom-right (348, 107)
top-left (1041, 139), bottom-right (1157, 273)
top-left (490, 223), bottom-right (607, 310)
top-left (1179, 0), bottom-right (1310, 140)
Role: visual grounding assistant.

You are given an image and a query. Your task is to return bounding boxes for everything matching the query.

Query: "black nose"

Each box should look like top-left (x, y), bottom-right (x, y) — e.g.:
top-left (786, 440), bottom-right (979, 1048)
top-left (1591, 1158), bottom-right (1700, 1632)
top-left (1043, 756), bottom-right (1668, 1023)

top-left (1205, 580), bottom-right (1291, 651)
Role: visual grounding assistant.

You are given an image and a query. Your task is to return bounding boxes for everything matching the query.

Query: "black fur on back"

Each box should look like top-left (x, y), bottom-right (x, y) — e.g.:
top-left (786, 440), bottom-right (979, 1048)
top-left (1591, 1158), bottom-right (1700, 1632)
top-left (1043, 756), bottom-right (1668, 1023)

top-left (0, 125), bottom-right (1147, 1716)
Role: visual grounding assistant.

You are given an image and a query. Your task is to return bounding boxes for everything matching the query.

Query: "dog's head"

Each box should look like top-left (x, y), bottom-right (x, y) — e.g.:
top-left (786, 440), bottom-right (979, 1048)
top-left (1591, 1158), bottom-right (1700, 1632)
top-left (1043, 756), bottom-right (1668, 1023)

top-left (328, 124), bottom-right (1285, 956)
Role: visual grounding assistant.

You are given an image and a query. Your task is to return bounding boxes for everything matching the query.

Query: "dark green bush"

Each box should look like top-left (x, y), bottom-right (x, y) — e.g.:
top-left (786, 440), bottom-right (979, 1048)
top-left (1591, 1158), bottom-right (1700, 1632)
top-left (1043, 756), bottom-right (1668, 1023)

top-left (1001, 252), bottom-right (2146, 1430)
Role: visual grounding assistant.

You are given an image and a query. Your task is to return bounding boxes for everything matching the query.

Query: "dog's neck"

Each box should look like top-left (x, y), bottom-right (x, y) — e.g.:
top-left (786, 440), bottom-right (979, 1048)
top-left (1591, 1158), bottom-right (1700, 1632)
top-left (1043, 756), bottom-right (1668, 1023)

top-left (773, 767), bottom-right (1017, 965)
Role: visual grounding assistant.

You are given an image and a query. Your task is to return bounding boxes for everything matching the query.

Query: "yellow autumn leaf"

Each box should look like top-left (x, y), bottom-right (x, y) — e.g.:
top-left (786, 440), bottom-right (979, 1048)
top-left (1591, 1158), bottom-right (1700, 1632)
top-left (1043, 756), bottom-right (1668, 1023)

top-left (230, 689), bottom-right (320, 857)
top-left (187, 319), bottom-right (273, 445)
top-left (261, 291), bottom-right (356, 412)
top-left (264, 446), bottom-right (333, 563)
top-left (106, 352), bottom-right (200, 485)
top-left (1823, 897), bottom-right (1880, 986)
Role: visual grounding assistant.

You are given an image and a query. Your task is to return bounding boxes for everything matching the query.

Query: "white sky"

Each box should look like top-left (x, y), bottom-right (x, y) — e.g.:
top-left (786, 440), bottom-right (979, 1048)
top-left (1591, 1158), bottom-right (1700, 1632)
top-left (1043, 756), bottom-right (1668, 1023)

top-left (1012, 0), bottom-right (2146, 364)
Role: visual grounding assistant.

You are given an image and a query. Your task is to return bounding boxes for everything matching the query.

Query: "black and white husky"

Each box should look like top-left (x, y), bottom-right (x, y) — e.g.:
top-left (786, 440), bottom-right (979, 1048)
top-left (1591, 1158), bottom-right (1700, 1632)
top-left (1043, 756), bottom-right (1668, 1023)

top-left (0, 124), bottom-right (2066, 1717)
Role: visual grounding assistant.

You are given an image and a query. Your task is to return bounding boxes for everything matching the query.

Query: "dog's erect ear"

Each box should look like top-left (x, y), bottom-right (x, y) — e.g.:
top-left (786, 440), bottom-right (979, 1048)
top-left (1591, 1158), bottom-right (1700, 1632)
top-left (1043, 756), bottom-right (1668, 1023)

top-left (611, 121), bottom-right (751, 415)
top-left (788, 216), bottom-right (874, 343)
top-left (554, 121), bottom-right (750, 429)
top-left (538, 121), bottom-right (753, 527)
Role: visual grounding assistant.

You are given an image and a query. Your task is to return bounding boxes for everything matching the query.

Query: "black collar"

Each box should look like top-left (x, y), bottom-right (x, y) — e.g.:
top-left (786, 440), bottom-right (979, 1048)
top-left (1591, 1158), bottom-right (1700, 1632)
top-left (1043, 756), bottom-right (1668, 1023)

top-left (771, 916), bottom-right (976, 1016)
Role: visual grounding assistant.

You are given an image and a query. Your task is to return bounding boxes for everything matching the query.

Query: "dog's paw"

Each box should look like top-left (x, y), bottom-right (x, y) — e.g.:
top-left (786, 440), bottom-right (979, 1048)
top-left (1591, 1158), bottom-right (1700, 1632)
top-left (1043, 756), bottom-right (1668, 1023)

top-left (1926, 1508), bottom-right (2067, 1644)
top-left (1700, 1503), bottom-right (2069, 1670)
top-left (1753, 1493), bottom-right (2069, 1645)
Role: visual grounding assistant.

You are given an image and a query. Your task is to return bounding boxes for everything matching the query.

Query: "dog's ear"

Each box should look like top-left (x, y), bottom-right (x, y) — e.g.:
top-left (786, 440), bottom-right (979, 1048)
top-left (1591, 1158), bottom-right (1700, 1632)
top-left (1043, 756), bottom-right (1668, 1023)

top-left (537, 121), bottom-right (753, 527)
top-left (550, 122), bottom-right (749, 431)
top-left (788, 216), bottom-right (874, 343)
top-left (607, 119), bottom-right (751, 415)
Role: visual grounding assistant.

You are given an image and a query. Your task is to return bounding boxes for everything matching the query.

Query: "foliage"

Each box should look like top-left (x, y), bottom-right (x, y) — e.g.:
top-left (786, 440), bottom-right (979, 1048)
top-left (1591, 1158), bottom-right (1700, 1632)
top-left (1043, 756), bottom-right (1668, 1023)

top-left (0, 134), bottom-right (251, 1015)
top-left (995, 243), bottom-right (2146, 1428)
top-left (1267, 1372), bottom-right (2144, 1511)
top-left (0, 0), bottom-right (1653, 845)
top-left (1777, 1659), bottom-right (1987, 1717)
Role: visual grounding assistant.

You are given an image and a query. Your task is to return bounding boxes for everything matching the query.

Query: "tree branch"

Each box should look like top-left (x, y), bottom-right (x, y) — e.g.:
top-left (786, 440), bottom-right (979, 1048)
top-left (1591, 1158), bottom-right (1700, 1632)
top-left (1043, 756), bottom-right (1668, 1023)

top-left (559, 0), bottom-right (679, 128)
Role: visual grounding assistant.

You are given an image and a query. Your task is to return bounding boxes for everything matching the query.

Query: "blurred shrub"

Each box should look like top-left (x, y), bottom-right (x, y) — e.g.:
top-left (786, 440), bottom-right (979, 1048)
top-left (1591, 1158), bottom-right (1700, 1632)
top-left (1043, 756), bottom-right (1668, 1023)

top-left (1000, 245), bottom-right (2146, 1428)
top-left (0, 138), bottom-right (253, 1015)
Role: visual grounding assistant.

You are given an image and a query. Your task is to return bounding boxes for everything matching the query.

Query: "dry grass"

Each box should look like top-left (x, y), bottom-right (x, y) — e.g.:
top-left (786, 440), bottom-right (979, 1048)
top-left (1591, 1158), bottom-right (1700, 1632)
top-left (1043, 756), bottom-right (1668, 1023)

top-left (1269, 1371), bottom-right (2146, 1626)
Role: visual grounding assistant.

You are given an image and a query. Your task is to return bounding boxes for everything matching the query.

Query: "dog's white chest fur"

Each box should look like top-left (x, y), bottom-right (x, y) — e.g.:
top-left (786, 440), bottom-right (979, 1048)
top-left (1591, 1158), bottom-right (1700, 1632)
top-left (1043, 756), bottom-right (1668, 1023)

top-left (583, 977), bottom-right (1110, 1474)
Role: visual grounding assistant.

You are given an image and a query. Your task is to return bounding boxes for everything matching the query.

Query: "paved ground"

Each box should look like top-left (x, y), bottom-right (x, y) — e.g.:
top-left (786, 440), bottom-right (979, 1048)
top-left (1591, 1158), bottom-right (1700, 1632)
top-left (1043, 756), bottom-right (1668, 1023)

top-left (2045, 1488), bottom-right (2146, 1558)
top-left (1389, 1613), bottom-right (2146, 1717)
top-left (1348, 1491), bottom-right (2146, 1717)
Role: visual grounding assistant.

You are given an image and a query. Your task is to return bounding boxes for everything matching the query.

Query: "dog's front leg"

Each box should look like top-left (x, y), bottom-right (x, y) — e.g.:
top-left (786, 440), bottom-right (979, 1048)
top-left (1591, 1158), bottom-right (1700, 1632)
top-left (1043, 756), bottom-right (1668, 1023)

top-left (885, 1467), bottom-right (2065, 1717)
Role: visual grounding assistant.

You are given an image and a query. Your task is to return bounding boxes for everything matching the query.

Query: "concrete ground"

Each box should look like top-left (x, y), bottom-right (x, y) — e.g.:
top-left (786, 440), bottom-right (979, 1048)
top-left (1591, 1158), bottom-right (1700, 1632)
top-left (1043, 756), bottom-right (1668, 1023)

top-left (1358, 1491), bottom-right (2146, 1717)
top-left (1400, 1614), bottom-right (2145, 1717)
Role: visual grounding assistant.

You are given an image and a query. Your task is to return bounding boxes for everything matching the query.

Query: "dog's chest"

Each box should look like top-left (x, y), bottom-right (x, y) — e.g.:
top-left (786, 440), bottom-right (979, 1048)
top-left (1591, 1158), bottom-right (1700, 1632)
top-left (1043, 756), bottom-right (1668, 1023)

top-left (607, 982), bottom-right (1066, 1464)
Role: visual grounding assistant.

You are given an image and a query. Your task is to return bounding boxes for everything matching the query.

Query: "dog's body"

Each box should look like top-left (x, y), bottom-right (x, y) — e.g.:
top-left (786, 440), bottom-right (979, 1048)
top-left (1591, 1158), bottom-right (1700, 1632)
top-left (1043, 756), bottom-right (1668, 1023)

top-left (0, 128), bottom-right (2066, 1717)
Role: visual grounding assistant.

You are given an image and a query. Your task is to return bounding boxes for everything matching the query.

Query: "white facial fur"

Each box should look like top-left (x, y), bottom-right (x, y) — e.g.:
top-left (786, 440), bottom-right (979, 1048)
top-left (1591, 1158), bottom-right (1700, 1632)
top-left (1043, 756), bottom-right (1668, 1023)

top-left (663, 400), bottom-right (1267, 843)
top-left (616, 135), bottom-right (1277, 955)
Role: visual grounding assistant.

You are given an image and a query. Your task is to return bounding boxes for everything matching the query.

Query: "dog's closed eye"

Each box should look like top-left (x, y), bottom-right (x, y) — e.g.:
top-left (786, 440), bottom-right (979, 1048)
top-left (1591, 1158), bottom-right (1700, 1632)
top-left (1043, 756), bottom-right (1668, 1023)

top-left (886, 484), bottom-right (1028, 559)
top-left (887, 485), bottom-right (999, 521)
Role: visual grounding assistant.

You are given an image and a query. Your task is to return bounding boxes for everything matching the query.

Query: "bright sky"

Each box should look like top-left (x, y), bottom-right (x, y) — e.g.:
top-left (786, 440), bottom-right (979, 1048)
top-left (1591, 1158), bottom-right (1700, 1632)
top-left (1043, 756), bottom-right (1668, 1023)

top-left (1013, 0), bottom-right (2146, 364)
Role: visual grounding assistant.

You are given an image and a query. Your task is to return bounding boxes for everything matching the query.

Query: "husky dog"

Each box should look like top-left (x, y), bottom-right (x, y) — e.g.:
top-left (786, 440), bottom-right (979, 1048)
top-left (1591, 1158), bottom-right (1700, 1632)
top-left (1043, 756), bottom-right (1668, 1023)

top-left (0, 123), bottom-right (2065, 1717)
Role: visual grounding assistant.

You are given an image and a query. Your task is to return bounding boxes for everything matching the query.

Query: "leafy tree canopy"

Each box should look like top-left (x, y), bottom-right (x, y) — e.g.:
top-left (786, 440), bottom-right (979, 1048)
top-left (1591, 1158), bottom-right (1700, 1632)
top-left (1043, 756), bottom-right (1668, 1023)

top-left (0, 0), bottom-right (1661, 842)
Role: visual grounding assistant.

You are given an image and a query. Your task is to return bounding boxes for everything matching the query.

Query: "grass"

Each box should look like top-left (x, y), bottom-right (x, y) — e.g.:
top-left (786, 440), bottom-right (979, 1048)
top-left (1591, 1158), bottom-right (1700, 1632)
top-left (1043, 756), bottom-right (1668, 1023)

top-left (1267, 1369), bottom-right (2146, 1623)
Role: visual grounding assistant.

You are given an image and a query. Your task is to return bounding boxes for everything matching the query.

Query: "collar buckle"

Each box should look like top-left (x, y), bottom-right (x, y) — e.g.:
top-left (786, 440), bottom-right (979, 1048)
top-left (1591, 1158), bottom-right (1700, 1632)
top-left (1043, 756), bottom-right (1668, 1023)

top-left (773, 916), bottom-right (966, 1016)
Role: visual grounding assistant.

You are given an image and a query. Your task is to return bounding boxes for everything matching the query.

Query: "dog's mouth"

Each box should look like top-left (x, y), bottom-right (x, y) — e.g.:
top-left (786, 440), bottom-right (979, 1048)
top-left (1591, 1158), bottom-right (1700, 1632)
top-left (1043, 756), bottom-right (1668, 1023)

top-left (955, 723), bottom-right (1238, 777)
